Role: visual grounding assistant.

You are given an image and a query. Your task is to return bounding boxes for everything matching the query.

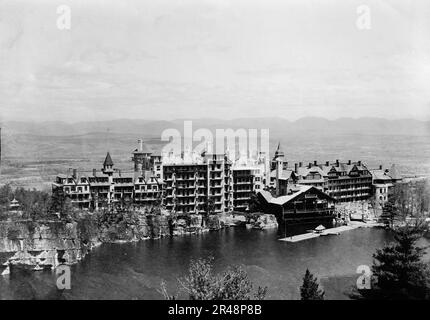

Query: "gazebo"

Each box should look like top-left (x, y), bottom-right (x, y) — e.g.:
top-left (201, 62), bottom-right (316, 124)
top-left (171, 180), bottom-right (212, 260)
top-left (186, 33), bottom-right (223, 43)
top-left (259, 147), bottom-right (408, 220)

top-left (9, 198), bottom-right (20, 210)
top-left (314, 224), bottom-right (326, 234)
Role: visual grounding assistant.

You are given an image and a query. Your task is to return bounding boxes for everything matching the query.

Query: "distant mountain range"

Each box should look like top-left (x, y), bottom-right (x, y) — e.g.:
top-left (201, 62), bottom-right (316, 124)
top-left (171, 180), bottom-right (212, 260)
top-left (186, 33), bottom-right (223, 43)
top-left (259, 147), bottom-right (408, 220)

top-left (1, 117), bottom-right (429, 137)
top-left (1, 117), bottom-right (429, 190)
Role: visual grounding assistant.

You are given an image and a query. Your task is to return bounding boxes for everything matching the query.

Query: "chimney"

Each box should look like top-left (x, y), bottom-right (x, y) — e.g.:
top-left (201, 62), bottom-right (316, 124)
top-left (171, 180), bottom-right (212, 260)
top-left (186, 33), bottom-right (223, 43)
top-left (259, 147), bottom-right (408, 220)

top-left (299, 162), bottom-right (302, 167)
top-left (325, 161), bottom-right (329, 166)
top-left (118, 169), bottom-right (121, 177)
top-left (276, 159), bottom-right (283, 196)
top-left (358, 160), bottom-right (362, 166)
top-left (72, 169), bottom-right (77, 178)
top-left (93, 168), bottom-right (97, 176)
top-left (308, 162), bottom-right (312, 168)
top-left (379, 164), bottom-right (383, 170)
top-left (336, 159), bottom-right (339, 167)
top-left (348, 160), bottom-right (351, 165)
top-left (314, 160), bottom-right (317, 166)
top-left (138, 139), bottom-right (143, 152)
top-left (294, 163), bottom-right (298, 173)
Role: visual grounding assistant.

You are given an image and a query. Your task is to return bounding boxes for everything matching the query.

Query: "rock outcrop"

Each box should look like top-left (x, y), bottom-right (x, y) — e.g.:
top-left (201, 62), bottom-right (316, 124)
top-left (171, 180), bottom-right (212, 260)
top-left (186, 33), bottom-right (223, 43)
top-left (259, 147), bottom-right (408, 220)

top-left (0, 219), bottom-right (99, 274)
top-left (252, 214), bottom-right (278, 229)
top-left (0, 211), bottom-right (253, 274)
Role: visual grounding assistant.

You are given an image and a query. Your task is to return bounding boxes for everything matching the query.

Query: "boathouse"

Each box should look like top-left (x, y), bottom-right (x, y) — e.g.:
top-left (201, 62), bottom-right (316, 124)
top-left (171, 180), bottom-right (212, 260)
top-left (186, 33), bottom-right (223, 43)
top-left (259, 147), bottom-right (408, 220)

top-left (257, 185), bottom-right (336, 224)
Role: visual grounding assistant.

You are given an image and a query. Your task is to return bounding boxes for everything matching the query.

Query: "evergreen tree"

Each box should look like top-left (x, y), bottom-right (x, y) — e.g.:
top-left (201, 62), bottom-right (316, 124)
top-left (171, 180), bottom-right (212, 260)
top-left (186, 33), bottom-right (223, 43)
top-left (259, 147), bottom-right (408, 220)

top-left (381, 198), bottom-right (397, 228)
top-left (300, 269), bottom-right (325, 300)
top-left (354, 223), bottom-right (430, 300)
top-left (248, 193), bottom-right (262, 213)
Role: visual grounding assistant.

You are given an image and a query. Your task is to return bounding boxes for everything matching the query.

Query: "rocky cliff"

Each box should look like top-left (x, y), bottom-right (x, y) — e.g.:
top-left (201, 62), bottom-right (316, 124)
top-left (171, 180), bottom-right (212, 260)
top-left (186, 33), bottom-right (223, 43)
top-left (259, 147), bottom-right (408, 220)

top-left (0, 211), bottom-right (227, 274)
top-left (97, 213), bottom-right (172, 242)
top-left (0, 219), bottom-right (99, 274)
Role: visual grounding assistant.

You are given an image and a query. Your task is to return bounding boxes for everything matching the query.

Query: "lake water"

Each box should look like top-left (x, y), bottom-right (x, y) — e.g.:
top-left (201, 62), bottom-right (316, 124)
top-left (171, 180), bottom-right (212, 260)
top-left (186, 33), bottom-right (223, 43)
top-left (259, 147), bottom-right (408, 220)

top-left (0, 228), bottom-right (422, 299)
top-left (5, 226), bottom-right (426, 300)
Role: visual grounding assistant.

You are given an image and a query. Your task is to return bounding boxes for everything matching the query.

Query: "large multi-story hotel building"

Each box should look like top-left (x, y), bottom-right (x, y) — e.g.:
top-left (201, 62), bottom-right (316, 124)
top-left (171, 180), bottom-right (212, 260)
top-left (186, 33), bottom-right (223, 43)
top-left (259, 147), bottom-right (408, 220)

top-left (53, 139), bottom-right (398, 213)
top-left (52, 141), bottom-right (164, 210)
top-left (270, 146), bottom-right (373, 203)
top-left (162, 151), bottom-right (233, 215)
top-left (52, 140), bottom-right (268, 213)
top-left (370, 164), bottom-right (403, 210)
top-left (162, 148), bottom-right (267, 214)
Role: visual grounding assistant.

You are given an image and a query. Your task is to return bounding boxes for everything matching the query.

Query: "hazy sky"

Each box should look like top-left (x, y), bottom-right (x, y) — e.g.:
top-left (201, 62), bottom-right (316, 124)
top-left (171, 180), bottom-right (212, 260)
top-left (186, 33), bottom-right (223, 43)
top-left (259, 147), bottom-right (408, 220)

top-left (0, 0), bottom-right (429, 122)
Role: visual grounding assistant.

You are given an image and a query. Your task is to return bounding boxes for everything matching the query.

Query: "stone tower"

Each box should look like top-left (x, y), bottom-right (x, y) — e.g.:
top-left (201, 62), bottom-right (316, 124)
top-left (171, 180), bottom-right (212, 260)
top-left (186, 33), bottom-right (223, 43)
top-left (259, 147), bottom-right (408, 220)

top-left (132, 139), bottom-right (153, 173)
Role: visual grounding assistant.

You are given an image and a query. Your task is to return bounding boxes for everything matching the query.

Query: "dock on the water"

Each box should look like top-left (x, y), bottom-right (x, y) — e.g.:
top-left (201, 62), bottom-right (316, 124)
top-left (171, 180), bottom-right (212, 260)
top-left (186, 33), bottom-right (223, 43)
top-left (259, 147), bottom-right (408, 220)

top-left (279, 221), bottom-right (384, 242)
top-left (279, 232), bottom-right (320, 242)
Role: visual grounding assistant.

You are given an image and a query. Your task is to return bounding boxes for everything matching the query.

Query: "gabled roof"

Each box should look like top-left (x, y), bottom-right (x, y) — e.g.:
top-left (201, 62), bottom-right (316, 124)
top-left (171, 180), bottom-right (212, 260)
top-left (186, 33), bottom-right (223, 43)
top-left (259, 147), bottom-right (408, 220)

top-left (135, 171), bottom-right (164, 184)
top-left (371, 169), bottom-right (392, 181)
top-left (270, 185), bottom-right (312, 205)
top-left (257, 190), bottom-right (273, 204)
top-left (322, 166), bottom-right (336, 175)
top-left (296, 166), bottom-right (327, 178)
top-left (269, 185), bottom-right (335, 206)
top-left (103, 152), bottom-right (114, 167)
top-left (317, 162), bottom-right (369, 175)
top-left (112, 172), bottom-right (134, 179)
top-left (270, 169), bottom-right (295, 180)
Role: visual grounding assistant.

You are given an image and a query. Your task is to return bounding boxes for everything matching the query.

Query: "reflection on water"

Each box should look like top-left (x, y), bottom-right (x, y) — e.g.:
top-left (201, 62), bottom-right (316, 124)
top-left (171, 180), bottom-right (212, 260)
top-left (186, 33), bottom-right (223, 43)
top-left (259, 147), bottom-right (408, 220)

top-left (2, 226), bottom-right (423, 300)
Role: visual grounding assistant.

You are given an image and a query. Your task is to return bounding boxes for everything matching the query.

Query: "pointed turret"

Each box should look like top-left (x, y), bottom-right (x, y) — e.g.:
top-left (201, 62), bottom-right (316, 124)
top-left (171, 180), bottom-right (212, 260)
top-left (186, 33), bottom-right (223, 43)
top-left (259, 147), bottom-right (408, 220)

top-left (271, 142), bottom-right (285, 171)
top-left (273, 142), bottom-right (284, 159)
top-left (102, 152), bottom-right (114, 174)
top-left (104, 152), bottom-right (114, 167)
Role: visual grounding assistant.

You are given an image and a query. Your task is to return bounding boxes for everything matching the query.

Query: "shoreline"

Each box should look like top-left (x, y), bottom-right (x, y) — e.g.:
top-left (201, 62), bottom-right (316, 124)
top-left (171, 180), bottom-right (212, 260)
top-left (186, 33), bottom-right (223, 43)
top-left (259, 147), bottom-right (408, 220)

top-left (0, 214), bottom-right (259, 274)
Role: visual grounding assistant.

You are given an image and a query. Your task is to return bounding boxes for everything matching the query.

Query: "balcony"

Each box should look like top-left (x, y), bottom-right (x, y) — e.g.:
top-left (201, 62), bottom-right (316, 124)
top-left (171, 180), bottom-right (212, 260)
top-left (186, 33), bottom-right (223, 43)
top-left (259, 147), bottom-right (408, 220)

top-left (176, 194), bottom-right (196, 198)
top-left (136, 197), bottom-right (160, 201)
top-left (284, 208), bottom-right (333, 215)
top-left (71, 199), bottom-right (91, 203)
top-left (234, 196), bottom-right (250, 200)
top-left (234, 181), bottom-right (252, 185)
top-left (67, 189), bottom-right (91, 195)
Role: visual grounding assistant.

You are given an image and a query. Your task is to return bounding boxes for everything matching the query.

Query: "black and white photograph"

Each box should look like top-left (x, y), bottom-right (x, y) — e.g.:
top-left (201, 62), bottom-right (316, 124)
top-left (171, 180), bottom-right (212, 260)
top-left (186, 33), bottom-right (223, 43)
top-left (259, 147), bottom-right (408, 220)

top-left (0, 0), bottom-right (430, 307)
